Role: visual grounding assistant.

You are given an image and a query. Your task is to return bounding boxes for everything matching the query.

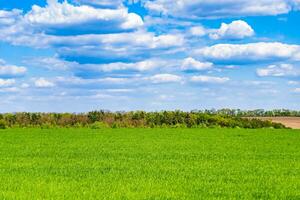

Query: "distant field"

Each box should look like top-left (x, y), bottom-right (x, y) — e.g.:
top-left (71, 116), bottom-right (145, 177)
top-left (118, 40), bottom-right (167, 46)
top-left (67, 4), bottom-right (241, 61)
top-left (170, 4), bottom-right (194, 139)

top-left (1, 128), bottom-right (300, 199)
top-left (252, 117), bottom-right (300, 129)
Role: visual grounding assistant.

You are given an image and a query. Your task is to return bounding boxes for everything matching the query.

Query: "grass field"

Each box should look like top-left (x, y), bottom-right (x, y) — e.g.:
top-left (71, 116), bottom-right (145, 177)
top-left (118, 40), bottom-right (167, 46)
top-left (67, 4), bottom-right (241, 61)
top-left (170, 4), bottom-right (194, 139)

top-left (1, 128), bottom-right (300, 199)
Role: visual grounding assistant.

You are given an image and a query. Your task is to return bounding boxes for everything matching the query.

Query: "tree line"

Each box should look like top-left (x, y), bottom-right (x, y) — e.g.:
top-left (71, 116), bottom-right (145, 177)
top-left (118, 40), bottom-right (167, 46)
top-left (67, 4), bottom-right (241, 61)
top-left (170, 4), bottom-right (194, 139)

top-left (0, 110), bottom-right (287, 129)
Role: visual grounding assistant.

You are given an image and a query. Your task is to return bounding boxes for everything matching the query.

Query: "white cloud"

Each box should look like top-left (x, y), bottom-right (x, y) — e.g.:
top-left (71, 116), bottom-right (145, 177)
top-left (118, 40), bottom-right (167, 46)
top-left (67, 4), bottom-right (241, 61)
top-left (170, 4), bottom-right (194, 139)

top-left (196, 42), bottom-right (300, 63)
top-left (0, 1), bottom-right (146, 54)
top-left (91, 59), bottom-right (164, 72)
top-left (0, 1), bottom-right (186, 63)
top-left (0, 79), bottom-right (15, 87)
top-left (0, 65), bottom-right (27, 77)
top-left (28, 57), bottom-right (75, 71)
top-left (90, 31), bottom-right (184, 49)
top-left (34, 78), bottom-right (55, 88)
top-left (243, 80), bottom-right (276, 87)
top-left (256, 64), bottom-right (299, 77)
top-left (51, 32), bottom-right (184, 61)
top-left (144, 15), bottom-right (193, 29)
top-left (209, 20), bottom-right (254, 40)
top-left (72, 0), bottom-right (123, 8)
top-left (158, 94), bottom-right (175, 101)
top-left (105, 88), bottom-right (135, 93)
top-left (190, 22), bottom-right (254, 41)
top-left (148, 74), bottom-right (182, 83)
top-left (24, 0), bottom-right (143, 33)
top-left (145, 0), bottom-right (300, 18)
top-left (0, 9), bottom-right (22, 26)
top-left (181, 57), bottom-right (213, 71)
top-left (55, 76), bottom-right (131, 86)
top-left (28, 57), bottom-right (172, 72)
top-left (1, 29), bottom-right (184, 61)
top-left (293, 88), bottom-right (300, 93)
top-left (0, 60), bottom-right (27, 77)
top-left (189, 26), bottom-right (206, 37)
top-left (288, 81), bottom-right (300, 85)
top-left (20, 83), bottom-right (30, 88)
top-left (154, 34), bottom-right (184, 47)
top-left (191, 75), bottom-right (230, 84)
top-left (0, 87), bottom-right (20, 93)
top-left (121, 13), bottom-right (144, 30)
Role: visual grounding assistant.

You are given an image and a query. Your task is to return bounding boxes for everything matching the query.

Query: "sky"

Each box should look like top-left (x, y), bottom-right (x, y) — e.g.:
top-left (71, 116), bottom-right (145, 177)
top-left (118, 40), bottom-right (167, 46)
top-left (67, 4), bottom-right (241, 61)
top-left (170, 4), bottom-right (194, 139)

top-left (0, 0), bottom-right (300, 112)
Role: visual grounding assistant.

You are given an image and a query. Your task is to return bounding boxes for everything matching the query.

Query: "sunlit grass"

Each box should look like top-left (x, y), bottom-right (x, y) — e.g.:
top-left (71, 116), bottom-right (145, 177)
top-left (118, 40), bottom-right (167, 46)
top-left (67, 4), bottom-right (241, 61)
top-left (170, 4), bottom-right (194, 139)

top-left (0, 128), bottom-right (300, 199)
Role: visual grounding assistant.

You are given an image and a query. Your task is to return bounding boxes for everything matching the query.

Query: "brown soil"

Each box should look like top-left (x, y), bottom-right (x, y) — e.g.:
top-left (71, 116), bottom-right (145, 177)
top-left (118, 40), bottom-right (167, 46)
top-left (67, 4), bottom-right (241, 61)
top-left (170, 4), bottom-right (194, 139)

top-left (254, 117), bottom-right (300, 129)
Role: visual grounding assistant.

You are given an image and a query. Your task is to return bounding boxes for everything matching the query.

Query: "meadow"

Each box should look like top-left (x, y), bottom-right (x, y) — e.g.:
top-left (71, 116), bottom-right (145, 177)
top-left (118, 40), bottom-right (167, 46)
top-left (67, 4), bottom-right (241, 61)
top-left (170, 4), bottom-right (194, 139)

top-left (1, 128), bottom-right (300, 199)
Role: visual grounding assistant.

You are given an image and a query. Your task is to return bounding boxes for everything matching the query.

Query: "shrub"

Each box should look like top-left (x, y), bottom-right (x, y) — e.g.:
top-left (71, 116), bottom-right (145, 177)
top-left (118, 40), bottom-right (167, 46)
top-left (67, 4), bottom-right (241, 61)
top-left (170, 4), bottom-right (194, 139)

top-left (0, 120), bottom-right (6, 129)
top-left (40, 123), bottom-right (52, 129)
top-left (172, 123), bottom-right (187, 128)
top-left (0, 111), bottom-right (288, 129)
top-left (160, 123), bottom-right (168, 128)
top-left (90, 121), bottom-right (109, 129)
top-left (111, 122), bottom-right (121, 129)
top-left (74, 123), bottom-right (84, 128)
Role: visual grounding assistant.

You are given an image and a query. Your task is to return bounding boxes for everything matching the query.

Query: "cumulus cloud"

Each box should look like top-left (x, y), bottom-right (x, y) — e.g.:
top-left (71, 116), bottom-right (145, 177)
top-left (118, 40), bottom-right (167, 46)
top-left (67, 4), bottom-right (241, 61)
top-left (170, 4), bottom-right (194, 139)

top-left (0, 79), bottom-right (15, 87)
top-left (34, 78), bottom-right (56, 88)
top-left (257, 64), bottom-right (299, 77)
top-left (147, 74), bottom-right (182, 83)
top-left (0, 1), bottom-right (146, 50)
top-left (56, 31), bottom-right (184, 49)
top-left (24, 0), bottom-right (143, 35)
top-left (0, 87), bottom-right (21, 93)
top-left (145, 0), bottom-right (300, 18)
top-left (191, 75), bottom-right (230, 84)
top-left (27, 57), bottom-right (76, 71)
top-left (189, 26), bottom-right (206, 37)
top-left (104, 88), bottom-right (135, 93)
top-left (52, 32), bottom-right (185, 62)
top-left (0, 9), bottom-right (22, 26)
top-left (1, 28), bottom-right (184, 62)
top-left (72, 0), bottom-right (123, 8)
top-left (196, 42), bottom-right (300, 63)
top-left (0, 1), bottom-right (189, 63)
top-left (209, 20), bottom-right (254, 40)
top-left (28, 57), bottom-right (172, 73)
top-left (55, 76), bottom-right (132, 86)
top-left (90, 59), bottom-right (164, 72)
top-left (181, 57), bottom-right (213, 71)
top-left (0, 60), bottom-right (27, 77)
top-left (0, 65), bottom-right (27, 77)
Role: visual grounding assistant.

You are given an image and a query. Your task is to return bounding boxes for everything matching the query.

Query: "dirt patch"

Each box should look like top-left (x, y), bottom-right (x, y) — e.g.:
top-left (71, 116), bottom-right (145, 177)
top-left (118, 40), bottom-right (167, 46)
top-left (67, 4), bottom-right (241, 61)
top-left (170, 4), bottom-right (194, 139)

top-left (254, 117), bottom-right (300, 129)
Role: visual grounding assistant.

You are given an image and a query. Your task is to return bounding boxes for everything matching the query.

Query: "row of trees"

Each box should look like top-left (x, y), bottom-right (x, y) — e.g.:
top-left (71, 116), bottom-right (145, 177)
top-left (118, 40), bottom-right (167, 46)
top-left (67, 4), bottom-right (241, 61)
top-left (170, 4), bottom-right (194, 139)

top-left (0, 110), bottom-right (286, 129)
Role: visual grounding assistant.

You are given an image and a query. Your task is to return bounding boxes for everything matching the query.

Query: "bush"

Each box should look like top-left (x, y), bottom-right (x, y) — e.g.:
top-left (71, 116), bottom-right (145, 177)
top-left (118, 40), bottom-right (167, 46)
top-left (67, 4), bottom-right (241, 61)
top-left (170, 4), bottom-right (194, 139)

top-left (74, 123), bottom-right (84, 128)
top-left (0, 111), bottom-right (288, 129)
top-left (40, 123), bottom-right (52, 129)
top-left (0, 120), bottom-right (6, 129)
top-left (172, 123), bottom-right (187, 128)
top-left (111, 122), bottom-right (121, 129)
top-left (90, 121), bottom-right (109, 129)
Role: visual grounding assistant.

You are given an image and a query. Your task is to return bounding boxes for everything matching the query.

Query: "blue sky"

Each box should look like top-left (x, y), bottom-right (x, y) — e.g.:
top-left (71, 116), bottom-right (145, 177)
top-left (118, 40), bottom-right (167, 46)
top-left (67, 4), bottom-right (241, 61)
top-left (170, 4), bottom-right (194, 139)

top-left (0, 0), bottom-right (300, 112)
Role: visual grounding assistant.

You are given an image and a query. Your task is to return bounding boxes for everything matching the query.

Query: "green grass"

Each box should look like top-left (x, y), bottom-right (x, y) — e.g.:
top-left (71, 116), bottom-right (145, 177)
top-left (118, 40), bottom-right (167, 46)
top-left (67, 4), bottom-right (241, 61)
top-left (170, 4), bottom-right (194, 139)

top-left (1, 128), bottom-right (300, 199)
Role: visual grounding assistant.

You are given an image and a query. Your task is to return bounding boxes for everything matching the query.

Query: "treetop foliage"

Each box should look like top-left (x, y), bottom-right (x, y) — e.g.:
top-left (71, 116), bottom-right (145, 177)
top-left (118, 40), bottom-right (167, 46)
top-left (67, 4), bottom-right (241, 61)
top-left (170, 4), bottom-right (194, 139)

top-left (0, 109), bottom-right (288, 129)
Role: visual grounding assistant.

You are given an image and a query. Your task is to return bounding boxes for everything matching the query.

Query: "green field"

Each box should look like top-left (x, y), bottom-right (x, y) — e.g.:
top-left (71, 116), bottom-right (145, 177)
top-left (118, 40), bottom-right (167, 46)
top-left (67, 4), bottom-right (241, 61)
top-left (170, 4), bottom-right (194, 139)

top-left (1, 128), bottom-right (300, 199)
